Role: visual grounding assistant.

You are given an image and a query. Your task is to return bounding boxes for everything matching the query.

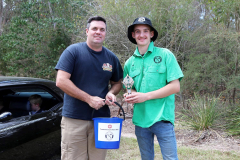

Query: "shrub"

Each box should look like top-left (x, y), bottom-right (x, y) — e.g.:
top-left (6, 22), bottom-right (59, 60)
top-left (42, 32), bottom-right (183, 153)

top-left (226, 105), bottom-right (240, 136)
top-left (179, 93), bottom-right (222, 130)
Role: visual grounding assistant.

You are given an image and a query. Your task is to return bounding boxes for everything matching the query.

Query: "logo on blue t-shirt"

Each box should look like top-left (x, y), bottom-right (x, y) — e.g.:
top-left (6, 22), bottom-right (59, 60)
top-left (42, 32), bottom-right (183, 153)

top-left (102, 63), bottom-right (112, 72)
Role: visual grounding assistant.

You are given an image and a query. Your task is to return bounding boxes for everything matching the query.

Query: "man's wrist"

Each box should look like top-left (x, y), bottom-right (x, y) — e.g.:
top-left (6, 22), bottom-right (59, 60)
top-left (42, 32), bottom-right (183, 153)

top-left (107, 91), bottom-right (115, 96)
top-left (145, 92), bottom-right (151, 101)
top-left (83, 94), bottom-right (92, 105)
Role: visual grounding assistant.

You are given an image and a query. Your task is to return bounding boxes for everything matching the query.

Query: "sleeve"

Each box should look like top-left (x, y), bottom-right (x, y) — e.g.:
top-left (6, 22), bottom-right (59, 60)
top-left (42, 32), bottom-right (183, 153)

top-left (165, 50), bottom-right (184, 83)
top-left (110, 55), bottom-right (123, 82)
top-left (55, 48), bottom-right (75, 74)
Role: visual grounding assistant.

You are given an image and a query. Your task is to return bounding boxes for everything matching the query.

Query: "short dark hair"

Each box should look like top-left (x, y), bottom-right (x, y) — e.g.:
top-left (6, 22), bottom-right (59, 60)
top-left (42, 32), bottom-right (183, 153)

top-left (29, 94), bottom-right (42, 107)
top-left (87, 16), bottom-right (107, 30)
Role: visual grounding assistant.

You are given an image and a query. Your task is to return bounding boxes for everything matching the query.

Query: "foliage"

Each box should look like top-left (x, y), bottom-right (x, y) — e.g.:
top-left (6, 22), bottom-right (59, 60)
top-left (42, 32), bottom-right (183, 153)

top-left (86, 0), bottom-right (240, 103)
top-left (0, 0), bottom-right (88, 80)
top-left (182, 0), bottom-right (240, 102)
top-left (179, 93), bottom-right (222, 130)
top-left (0, 0), bottom-right (240, 148)
top-left (89, 0), bottom-right (198, 66)
top-left (0, 0), bottom-right (240, 102)
top-left (88, 0), bottom-right (239, 102)
top-left (225, 104), bottom-right (240, 135)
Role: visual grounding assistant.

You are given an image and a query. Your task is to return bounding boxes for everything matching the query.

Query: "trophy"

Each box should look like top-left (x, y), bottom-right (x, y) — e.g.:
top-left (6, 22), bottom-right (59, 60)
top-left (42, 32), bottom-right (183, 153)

top-left (122, 74), bottom-right (134, 95)
top-left (119, 74), bottom-right (134, 118)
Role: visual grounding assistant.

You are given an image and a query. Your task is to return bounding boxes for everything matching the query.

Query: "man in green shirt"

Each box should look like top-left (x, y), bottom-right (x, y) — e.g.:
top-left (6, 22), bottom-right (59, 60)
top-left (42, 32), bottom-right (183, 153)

top-left (124, 17), bottom-right (184, 160)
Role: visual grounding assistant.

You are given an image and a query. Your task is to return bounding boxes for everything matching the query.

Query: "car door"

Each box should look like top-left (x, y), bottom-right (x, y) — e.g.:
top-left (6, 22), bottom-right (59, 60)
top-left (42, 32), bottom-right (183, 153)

top-left (0, 113), bottom-right (47, 151)
top-left (0, 84), bottom-right (63, 153)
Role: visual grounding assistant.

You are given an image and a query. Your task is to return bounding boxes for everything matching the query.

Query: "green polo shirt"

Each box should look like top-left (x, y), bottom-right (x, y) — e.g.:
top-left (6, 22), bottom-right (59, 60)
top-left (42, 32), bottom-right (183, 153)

top-left (123, 41), bottom-right (184, 127)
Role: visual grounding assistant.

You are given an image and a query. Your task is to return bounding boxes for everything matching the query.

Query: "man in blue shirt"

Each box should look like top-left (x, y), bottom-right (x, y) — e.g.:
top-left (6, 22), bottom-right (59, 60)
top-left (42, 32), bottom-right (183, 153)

top-left (55, 16), bottom-right (123, 160)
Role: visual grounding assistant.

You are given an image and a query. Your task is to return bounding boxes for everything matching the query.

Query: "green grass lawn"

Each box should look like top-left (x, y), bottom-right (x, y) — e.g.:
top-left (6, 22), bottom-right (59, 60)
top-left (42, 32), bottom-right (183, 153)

top-left (106, 137), bottom-right (240, 160)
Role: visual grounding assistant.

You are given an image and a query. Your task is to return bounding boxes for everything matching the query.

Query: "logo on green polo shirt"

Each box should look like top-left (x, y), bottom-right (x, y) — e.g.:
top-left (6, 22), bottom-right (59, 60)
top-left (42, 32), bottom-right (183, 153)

top-left (154, 56), bottom-right (162, 63)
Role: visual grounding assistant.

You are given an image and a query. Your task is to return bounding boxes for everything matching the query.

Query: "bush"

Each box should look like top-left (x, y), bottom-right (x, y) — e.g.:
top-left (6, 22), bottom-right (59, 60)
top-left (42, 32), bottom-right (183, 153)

top-left (226, 105), bottom-right (240, 136)
top-left (179, 93), bottom-right (222, 130)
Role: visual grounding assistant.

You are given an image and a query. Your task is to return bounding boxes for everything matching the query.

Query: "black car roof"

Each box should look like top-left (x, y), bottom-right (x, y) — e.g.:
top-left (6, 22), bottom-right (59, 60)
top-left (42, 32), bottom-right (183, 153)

top-left (0, 76), bottom-right (63, 100)
top-left (0, 76), bottom-right (55, 87)
top-left (0, 76), bottom-right (53, 83)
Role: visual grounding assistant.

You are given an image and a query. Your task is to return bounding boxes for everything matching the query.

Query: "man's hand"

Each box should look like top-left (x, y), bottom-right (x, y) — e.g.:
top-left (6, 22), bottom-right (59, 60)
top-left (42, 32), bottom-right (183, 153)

top-left (88, 96), bottom-right (105, 110)
top-left (105, 92), bottom-right (116, 106)
top-left (124, 92), bottom-right (148, 104)
top-left (123, 89), bottom-right (137, 101)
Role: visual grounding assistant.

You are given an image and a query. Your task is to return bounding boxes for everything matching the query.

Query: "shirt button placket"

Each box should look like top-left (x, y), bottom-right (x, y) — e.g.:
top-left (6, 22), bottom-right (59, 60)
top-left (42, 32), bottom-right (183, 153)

top-left (142, 57), bottom-right (145, 88)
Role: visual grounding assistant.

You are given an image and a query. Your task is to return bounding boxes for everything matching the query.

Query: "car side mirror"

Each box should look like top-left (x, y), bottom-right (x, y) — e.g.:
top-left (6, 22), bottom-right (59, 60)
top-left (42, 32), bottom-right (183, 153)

top-left (0, 112), bottom-right (12, 122)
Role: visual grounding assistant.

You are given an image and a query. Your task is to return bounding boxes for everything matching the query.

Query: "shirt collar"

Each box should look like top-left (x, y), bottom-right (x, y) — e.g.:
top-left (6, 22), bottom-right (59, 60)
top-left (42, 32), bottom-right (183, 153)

top-left (133, 41), bottom-right (154, 57)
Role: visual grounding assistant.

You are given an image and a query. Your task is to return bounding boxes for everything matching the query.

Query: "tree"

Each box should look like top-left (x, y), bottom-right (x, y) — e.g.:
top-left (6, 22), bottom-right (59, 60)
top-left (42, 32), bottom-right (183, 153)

top-left (0, 0), bottom-right (3, 35)
top-left (0, 0), bottom-right (88, 80)
top-left (87, 0), bottom-right (202, 102)
top-left (182, 0), bottom-right (240, 103)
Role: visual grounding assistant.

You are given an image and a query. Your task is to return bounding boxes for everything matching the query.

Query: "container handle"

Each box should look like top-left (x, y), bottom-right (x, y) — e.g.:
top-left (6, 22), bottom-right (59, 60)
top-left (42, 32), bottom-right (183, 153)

top-left (114, 101), bottom-right (125, 120)
top-left (91, 101), bottom-right (125, 120)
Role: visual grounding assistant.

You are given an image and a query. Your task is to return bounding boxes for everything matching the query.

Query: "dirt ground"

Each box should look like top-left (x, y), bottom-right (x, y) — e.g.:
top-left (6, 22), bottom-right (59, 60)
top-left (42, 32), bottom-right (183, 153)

top-left (109, 100), bottom-right (240, 153)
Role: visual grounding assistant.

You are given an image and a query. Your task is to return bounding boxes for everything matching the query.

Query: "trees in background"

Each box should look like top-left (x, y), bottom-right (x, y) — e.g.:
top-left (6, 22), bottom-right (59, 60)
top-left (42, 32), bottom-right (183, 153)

top-left (89, 0), bottom-right (240, 104)
top-left (0, 0), bottom-right (240, 134)
top-left (0, 0), bottom-right (239, 103)
top-left (0, 0), bottom-right (88, 79)
top-left (183, 0), bottom-right (240, 104)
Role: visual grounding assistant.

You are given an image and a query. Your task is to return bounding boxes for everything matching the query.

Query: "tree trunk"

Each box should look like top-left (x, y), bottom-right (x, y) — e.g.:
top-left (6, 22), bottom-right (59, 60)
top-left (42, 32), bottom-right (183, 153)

top-left (0, 0), bottom-right (3, 35)
top-left (232, 11), bottom-right (240, 104)
top-left (232, 47), bottom-right (239, 104)
top-left (48, 1), bottom-right (56, 29)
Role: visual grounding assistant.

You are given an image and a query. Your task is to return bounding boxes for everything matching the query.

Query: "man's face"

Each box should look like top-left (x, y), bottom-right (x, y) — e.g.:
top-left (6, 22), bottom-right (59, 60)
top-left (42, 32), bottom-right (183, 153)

top-left (86, 20), bottom-right (106, 46)
top-left (132, 24), bottom-right (154, 47)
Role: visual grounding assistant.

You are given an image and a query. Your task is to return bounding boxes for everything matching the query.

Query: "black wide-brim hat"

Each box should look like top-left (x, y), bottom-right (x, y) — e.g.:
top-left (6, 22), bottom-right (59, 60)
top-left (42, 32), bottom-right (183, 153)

top-left (127, 17), bottom-right (158, 44)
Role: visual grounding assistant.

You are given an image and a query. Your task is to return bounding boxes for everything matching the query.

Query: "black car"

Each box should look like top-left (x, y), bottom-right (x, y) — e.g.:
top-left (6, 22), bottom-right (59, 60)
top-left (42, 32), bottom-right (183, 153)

top-left (0, 76), bottom-right (63, 160)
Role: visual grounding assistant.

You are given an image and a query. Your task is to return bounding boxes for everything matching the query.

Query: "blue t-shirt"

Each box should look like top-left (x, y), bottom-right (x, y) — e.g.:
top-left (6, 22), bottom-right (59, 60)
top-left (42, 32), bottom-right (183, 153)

top-left (55, 42), bottom-right (123, 120)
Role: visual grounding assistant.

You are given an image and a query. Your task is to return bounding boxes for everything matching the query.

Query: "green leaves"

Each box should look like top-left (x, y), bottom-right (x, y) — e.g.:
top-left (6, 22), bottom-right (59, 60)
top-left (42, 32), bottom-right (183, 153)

top-left (179, 93), bottom-right (222, 130)
top-left (225, 104), bottom-right (240, 135)
top-left (0, 0), bottom-right (87, 80)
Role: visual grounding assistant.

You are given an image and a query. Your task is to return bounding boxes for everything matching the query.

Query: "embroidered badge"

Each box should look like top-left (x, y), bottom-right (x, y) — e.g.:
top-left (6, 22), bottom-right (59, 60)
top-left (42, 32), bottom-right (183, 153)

top-left (154, 56), bottom-right (162, 63)
top-left (102, 63), bottom-right (112, 72)
top-left (138, 17), bottom-right (145, 22)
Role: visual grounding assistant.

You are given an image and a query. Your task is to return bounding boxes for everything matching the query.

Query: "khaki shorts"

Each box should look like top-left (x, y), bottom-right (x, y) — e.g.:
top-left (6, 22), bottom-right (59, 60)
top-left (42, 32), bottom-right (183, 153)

top-left (61, 116), bottom-right (107, 160)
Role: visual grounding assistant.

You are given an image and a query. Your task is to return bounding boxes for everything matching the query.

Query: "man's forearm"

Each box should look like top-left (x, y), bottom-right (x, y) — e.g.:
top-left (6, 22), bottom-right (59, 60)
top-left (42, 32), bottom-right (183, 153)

top-left (56, 71), bottom-right (91, 104)
top-left (108, 79), bottom-right (123, 95)
top-left (124, 79), bottom-right (180, 104)
top-left (145, 79), bottom-right (180, 101)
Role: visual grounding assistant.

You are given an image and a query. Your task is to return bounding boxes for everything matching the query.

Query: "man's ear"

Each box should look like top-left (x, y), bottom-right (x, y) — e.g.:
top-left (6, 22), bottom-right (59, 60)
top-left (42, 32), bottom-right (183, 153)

top-left (150, 31), bottom-right (154, 38)
top-left (132, 32), bottom-right (135, 39)
top-left (86, 28), bottom-right (89, 36)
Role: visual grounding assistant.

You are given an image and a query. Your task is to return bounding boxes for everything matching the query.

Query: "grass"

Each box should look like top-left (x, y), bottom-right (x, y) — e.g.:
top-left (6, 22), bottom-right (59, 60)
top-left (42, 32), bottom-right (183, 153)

top-left (106, 137), bottom-right (240, 160)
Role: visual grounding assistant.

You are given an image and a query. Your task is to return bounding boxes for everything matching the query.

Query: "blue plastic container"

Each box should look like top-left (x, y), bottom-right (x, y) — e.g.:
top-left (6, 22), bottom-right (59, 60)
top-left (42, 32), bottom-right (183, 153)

top-left (92, 117), bottom-right (124, 149)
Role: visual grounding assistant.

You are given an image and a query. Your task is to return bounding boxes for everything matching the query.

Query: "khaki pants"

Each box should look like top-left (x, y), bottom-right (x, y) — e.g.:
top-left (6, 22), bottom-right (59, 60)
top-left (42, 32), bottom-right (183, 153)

top-left (61, 116), bottom-right (107, 160)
